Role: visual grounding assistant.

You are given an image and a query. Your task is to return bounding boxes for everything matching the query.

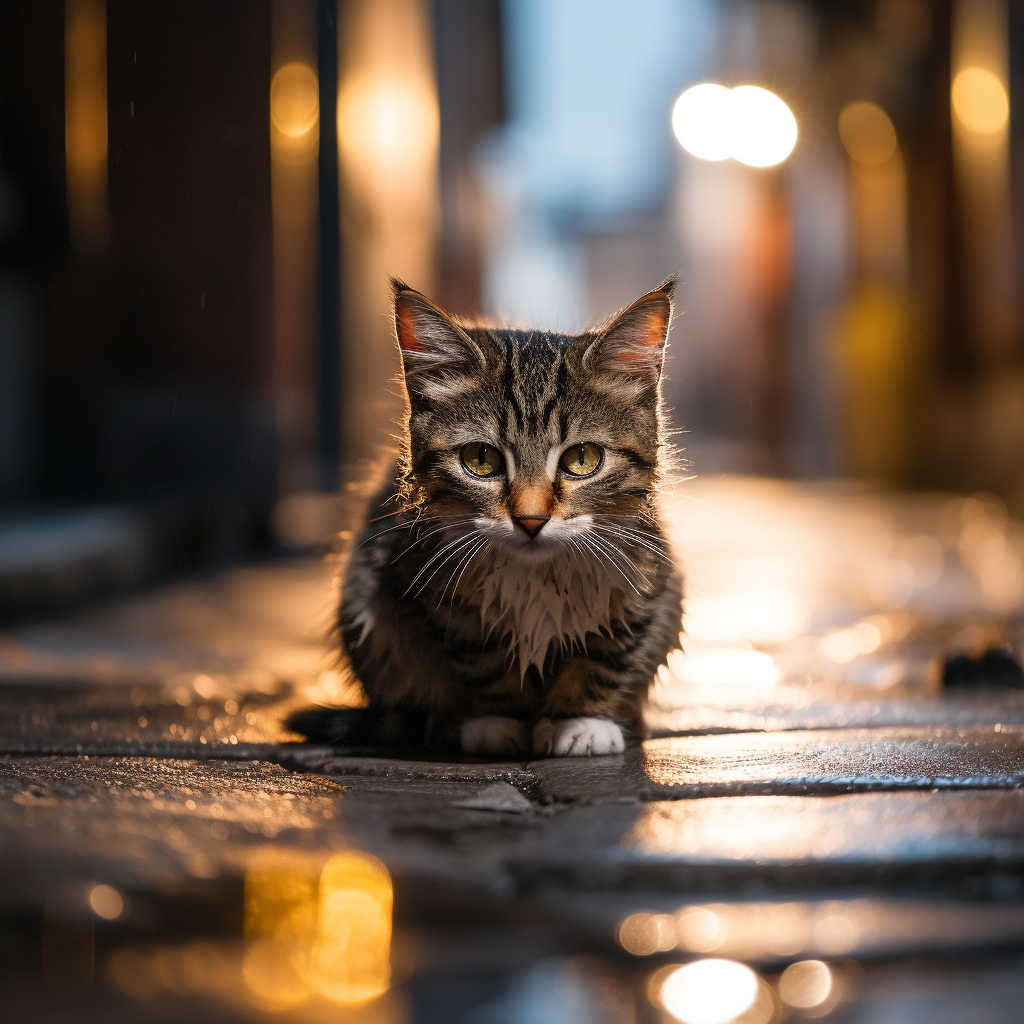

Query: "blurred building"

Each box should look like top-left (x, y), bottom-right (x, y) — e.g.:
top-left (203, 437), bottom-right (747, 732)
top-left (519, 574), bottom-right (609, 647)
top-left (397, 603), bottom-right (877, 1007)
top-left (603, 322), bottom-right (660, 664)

top-left (3, 0), bottom-right (1024, 613)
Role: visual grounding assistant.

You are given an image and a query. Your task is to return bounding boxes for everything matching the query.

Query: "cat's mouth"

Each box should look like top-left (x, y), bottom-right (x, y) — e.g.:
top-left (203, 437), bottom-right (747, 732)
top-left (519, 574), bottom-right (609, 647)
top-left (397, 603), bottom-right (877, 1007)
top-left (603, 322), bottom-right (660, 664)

top-left (475, 514), bottom-right (589, 563)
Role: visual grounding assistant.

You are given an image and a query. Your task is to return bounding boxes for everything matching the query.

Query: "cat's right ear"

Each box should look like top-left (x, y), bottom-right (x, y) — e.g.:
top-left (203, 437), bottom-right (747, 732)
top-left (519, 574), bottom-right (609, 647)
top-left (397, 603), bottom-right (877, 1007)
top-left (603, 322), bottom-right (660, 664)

top-left (392, 279), bottom-right (486, 399)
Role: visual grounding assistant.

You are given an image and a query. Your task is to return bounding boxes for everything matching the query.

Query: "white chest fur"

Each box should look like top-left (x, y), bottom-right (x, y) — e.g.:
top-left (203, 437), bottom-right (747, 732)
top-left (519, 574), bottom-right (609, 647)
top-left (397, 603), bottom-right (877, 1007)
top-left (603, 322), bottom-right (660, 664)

top-left (464, 550), bottom-right (626, 677)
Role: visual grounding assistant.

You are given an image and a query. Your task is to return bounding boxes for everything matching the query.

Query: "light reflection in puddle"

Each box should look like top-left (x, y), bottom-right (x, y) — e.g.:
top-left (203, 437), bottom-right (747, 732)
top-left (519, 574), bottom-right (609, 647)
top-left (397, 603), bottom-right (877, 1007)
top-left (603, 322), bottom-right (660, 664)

top-left (778, 959), bottom-right (832, 1009)
top-left (654, 959), bottom-right (771, 1024)
top-left (243, 847), bottom-right (393, 1009)
top-left (105, 846), bottom-right (396, 1016)
top-left (618, 897), bottom-right (1024, 963)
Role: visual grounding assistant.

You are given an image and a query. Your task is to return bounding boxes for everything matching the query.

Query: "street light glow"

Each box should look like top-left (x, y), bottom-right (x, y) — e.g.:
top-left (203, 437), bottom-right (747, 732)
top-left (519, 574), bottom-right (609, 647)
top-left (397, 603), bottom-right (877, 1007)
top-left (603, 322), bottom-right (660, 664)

top-left (672, 83), bottom-right (797, 167)
top-left (952, 66), bottom-right (1009, 136)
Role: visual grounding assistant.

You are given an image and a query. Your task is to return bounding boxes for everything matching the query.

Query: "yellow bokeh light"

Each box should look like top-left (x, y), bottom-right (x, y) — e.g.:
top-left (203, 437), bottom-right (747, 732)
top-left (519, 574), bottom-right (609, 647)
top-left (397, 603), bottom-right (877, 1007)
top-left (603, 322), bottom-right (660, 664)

top-left (838, 101), bottom-right (899, 166)
top-left (677, 907), bottom-right (726, 953)
top-left (338, 76), bottom-right (440, 186)
top-left (242, 848), bottom-right (392, 1010)
top-left (952, 67), bottom-right (1009, 135)
top-left (660, 959), bottom-right (759, 1024)
top-left (310, 852), bottom-right (392, 1004)
top-left (778, 960), bottom-right (832, 1009)
top-left (672, 83), bottom-right (797, 168)
top-left (88, 883), bottom-right (125, 920)
top-left (271, 62), bottom-right (320, 139)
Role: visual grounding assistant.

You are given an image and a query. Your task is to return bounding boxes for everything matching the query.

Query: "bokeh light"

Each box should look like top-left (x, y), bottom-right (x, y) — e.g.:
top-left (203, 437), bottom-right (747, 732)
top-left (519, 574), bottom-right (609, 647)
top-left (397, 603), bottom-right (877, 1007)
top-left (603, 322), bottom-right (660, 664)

top-left (270, 62), bottom-right (320, 139)
top-left (952, 67), bottom-right (1009, 135)
top-left (672, 83), bottom-right (797, 167)
top-left (674, 649), bottom-right (780, 688)
top-left (671, 83), bottom-right (733, 161)
top-left (87, 883), bottom-right (125, 920)
top-left (778, 959), bottom-right (832, 1009)
top-left (660, 959), bottom-right (759, 1024)
top-left (838, 101), bottom-right (898, 166)
top-left (242, 848), bottom-right (392, 1010)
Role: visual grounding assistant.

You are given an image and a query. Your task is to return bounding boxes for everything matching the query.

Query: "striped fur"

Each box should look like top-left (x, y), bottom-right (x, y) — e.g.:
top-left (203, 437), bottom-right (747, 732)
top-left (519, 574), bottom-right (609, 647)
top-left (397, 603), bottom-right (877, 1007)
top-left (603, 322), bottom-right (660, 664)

top-left (302, 278), bottom-right (683, 756)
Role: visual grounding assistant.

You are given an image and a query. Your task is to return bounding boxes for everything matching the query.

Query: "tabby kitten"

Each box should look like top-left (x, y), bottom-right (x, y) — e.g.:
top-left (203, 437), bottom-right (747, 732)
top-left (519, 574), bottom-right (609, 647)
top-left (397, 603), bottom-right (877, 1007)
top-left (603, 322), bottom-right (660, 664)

top-left (290, 277), bottom-right (683, 757)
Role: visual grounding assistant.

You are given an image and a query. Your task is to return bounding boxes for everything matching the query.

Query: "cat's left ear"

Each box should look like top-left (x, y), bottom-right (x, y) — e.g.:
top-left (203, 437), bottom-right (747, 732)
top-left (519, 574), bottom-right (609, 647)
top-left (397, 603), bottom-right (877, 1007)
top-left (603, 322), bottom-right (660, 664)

top-left (584, 275), bottom-right (677, 388)
top-left (391, 278), bottom-right (487, 398)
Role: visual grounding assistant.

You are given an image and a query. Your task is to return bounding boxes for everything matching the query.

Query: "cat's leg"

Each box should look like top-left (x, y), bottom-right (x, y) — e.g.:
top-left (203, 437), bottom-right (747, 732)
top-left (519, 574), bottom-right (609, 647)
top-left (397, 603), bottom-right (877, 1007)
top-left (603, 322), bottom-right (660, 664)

top-left (461, 716), bottom-right (530, 755)
top-left (458, 667), bottom-right (540, 756)
top-left (532, 659), bottom-right (636, 756)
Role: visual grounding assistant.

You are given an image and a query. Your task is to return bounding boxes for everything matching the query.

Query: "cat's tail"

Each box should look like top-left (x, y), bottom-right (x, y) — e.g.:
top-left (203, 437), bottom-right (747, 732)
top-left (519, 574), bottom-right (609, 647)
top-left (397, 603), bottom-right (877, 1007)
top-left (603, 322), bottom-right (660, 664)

top-left (284, 706), bottom-right (426, 748)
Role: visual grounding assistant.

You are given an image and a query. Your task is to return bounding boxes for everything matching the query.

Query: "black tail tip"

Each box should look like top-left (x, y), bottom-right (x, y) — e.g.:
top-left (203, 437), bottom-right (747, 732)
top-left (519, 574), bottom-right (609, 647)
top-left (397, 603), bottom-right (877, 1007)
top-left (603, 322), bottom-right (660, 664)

top-left (284, 706), bottom-right (374, 745)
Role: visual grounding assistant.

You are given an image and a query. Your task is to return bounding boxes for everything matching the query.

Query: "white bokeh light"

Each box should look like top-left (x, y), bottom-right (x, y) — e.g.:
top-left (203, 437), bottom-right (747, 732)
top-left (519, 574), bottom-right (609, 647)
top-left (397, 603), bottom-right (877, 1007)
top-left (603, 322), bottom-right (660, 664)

top-left (672, 83), bottom-right (797, 167)
top-left (660, 959), bottom-right (759, 1024)
top-left (671, 83), bottom-right (733, 161)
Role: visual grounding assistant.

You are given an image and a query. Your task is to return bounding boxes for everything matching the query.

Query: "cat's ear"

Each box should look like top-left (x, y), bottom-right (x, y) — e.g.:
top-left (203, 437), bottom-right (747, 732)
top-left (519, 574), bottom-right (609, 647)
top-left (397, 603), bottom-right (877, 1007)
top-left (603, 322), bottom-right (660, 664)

top-left (391, 279), bottom-right (486, 398)
top-left (584, 276), bottom-right (677, 388)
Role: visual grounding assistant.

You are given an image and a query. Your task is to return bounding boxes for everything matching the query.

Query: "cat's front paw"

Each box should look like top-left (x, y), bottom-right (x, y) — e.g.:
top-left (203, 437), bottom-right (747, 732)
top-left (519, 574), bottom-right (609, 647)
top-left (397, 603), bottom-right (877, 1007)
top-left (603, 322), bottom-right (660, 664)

top-left (461, 716), bottom-right (529, 756)
top-left (532, 717), bottom-right (625, 757)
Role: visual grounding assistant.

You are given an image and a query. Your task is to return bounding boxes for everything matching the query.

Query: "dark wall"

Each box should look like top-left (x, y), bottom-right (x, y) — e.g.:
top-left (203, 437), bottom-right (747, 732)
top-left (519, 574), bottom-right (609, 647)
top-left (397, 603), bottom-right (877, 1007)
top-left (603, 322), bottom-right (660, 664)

top-left (1, 1), bottom-right (276, 519)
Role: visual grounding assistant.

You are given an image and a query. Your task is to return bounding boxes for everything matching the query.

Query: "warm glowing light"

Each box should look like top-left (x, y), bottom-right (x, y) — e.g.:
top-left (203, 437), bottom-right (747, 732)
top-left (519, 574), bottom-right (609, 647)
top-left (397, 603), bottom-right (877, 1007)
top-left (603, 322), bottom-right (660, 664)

top-left (617, 912), bottom-right (679, 955)
top-left (952, 67), bottom-right (1009, 135)
top-left (778, 960), bottom-right (832, 1008)
top-left (243, 848), bottom-right (392, 1010)
top-left (675, 649), bottom-right (780, 688)
top-left (310, 852), bottom-right (392, 1004)
top-left (684, 590), bottom-right (807, 645)
top-left (673, 84), bottom-right (797, 168)
top-left (838, 101), bottom-right (898, 166)
top-left (812, 913), bottom-right (860, 955)
top-left (660, 959), bottom-right (759, 1024)
top-left (338, 77), bottom-right (440, 191)
top-left (65, 0), bottom-right (109, 252)
top-left (271, 62), bottom-right (320, 138)
top-left (677, 907), bottom-right (725, 952)
top-left (88, 883), bottom-right (125, 920)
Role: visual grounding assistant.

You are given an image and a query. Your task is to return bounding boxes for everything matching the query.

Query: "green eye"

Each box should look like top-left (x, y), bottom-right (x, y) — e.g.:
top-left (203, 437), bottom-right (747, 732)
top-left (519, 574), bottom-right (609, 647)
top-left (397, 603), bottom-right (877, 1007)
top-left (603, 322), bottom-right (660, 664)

top-left (559, 443), bottom-right (603, 478)
top-left (460, 442), bottom-right (506, 478)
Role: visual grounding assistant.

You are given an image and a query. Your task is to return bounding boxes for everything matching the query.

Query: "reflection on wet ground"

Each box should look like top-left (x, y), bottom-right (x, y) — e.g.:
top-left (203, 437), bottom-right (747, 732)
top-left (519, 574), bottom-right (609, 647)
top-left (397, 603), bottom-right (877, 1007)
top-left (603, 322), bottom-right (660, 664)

top-left (3, 478), bottom-right (1024, 1021)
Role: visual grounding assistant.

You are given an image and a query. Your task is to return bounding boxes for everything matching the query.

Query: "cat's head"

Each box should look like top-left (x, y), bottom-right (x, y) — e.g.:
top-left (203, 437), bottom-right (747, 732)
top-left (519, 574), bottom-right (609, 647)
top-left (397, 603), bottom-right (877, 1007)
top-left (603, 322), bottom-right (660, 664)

top-left (392, 277), bottom-right (676, 558)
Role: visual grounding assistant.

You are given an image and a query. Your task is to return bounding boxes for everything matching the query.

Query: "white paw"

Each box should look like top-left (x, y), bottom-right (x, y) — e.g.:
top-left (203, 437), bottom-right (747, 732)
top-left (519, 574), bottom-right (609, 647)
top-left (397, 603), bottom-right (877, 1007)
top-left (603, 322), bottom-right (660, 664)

top-left (461, 716), bottom-right (529, 756)
top-left (532, 717), bottom-right (625, 757)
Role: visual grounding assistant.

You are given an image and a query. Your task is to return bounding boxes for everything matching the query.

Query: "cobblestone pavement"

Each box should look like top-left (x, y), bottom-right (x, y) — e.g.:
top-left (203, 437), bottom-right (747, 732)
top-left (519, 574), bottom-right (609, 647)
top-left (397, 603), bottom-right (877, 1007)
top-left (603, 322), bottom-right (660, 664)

top-left (2, 477), bottom-right (1024, 1023)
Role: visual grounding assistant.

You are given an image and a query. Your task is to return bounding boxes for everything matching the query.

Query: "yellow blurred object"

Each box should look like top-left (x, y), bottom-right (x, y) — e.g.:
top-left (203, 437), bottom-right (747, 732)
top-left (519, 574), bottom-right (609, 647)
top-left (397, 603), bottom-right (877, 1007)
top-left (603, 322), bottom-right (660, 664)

top-left (65, 0), bottom-right (109, 253)
top-left (837, 287), bottom-right (914, 483)
top-left (952, 67), bottom-right (1009, 135)
top-left (311, 851), bottom-right (393, 1004)
top-left (838, 102), bottom-right (898, 167)
top-left (243, 848), bottom-right (393, 1010)
top-left (271, 62), bottom-right (320, 139)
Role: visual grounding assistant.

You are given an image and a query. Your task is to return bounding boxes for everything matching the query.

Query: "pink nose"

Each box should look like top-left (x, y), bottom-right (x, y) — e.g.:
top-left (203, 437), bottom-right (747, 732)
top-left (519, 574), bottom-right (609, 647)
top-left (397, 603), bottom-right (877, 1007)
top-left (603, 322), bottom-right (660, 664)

top-left (515, 517), bottom-right (548, 538)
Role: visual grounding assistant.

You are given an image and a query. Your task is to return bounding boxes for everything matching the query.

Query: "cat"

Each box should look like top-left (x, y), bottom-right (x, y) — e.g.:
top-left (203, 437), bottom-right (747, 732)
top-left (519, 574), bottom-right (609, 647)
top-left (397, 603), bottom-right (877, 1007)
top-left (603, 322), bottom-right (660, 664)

top-left (288, 277), bottom-right (683, 757)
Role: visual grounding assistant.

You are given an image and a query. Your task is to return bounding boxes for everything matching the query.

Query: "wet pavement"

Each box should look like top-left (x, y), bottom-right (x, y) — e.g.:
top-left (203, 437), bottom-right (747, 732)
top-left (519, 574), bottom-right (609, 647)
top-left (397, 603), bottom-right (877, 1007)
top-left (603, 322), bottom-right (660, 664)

top-left (3, 477), bottom-right (1024, 1023)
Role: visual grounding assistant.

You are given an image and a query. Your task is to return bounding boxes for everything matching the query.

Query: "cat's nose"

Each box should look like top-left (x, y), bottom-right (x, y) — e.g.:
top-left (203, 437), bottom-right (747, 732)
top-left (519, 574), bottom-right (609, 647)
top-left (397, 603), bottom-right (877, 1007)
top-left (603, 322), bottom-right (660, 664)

top-left (514, 516), bottom-right (549, 538)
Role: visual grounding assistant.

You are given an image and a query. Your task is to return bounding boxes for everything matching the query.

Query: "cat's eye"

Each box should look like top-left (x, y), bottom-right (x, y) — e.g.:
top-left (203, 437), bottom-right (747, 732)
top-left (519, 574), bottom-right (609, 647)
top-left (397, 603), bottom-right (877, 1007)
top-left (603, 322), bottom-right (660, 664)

top-left (460, 442), bottom-right (506, 478)
top-left (559, 443), bottom-right (603, 478)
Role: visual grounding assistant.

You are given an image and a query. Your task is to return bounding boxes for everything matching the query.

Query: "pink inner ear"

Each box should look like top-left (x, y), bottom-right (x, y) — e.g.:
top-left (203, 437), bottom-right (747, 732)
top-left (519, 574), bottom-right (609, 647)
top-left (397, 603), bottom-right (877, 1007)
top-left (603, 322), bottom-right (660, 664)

top-left (611, 299), bottom-right (669, 362)
top-left (395, 300), bottom-right (423, 352)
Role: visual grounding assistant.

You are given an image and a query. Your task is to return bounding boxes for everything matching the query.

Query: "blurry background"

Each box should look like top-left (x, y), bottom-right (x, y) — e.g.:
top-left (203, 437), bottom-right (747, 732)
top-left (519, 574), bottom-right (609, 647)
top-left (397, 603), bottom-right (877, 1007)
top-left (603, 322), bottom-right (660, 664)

top-left (2, 0), bottom-right (1024, 613)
